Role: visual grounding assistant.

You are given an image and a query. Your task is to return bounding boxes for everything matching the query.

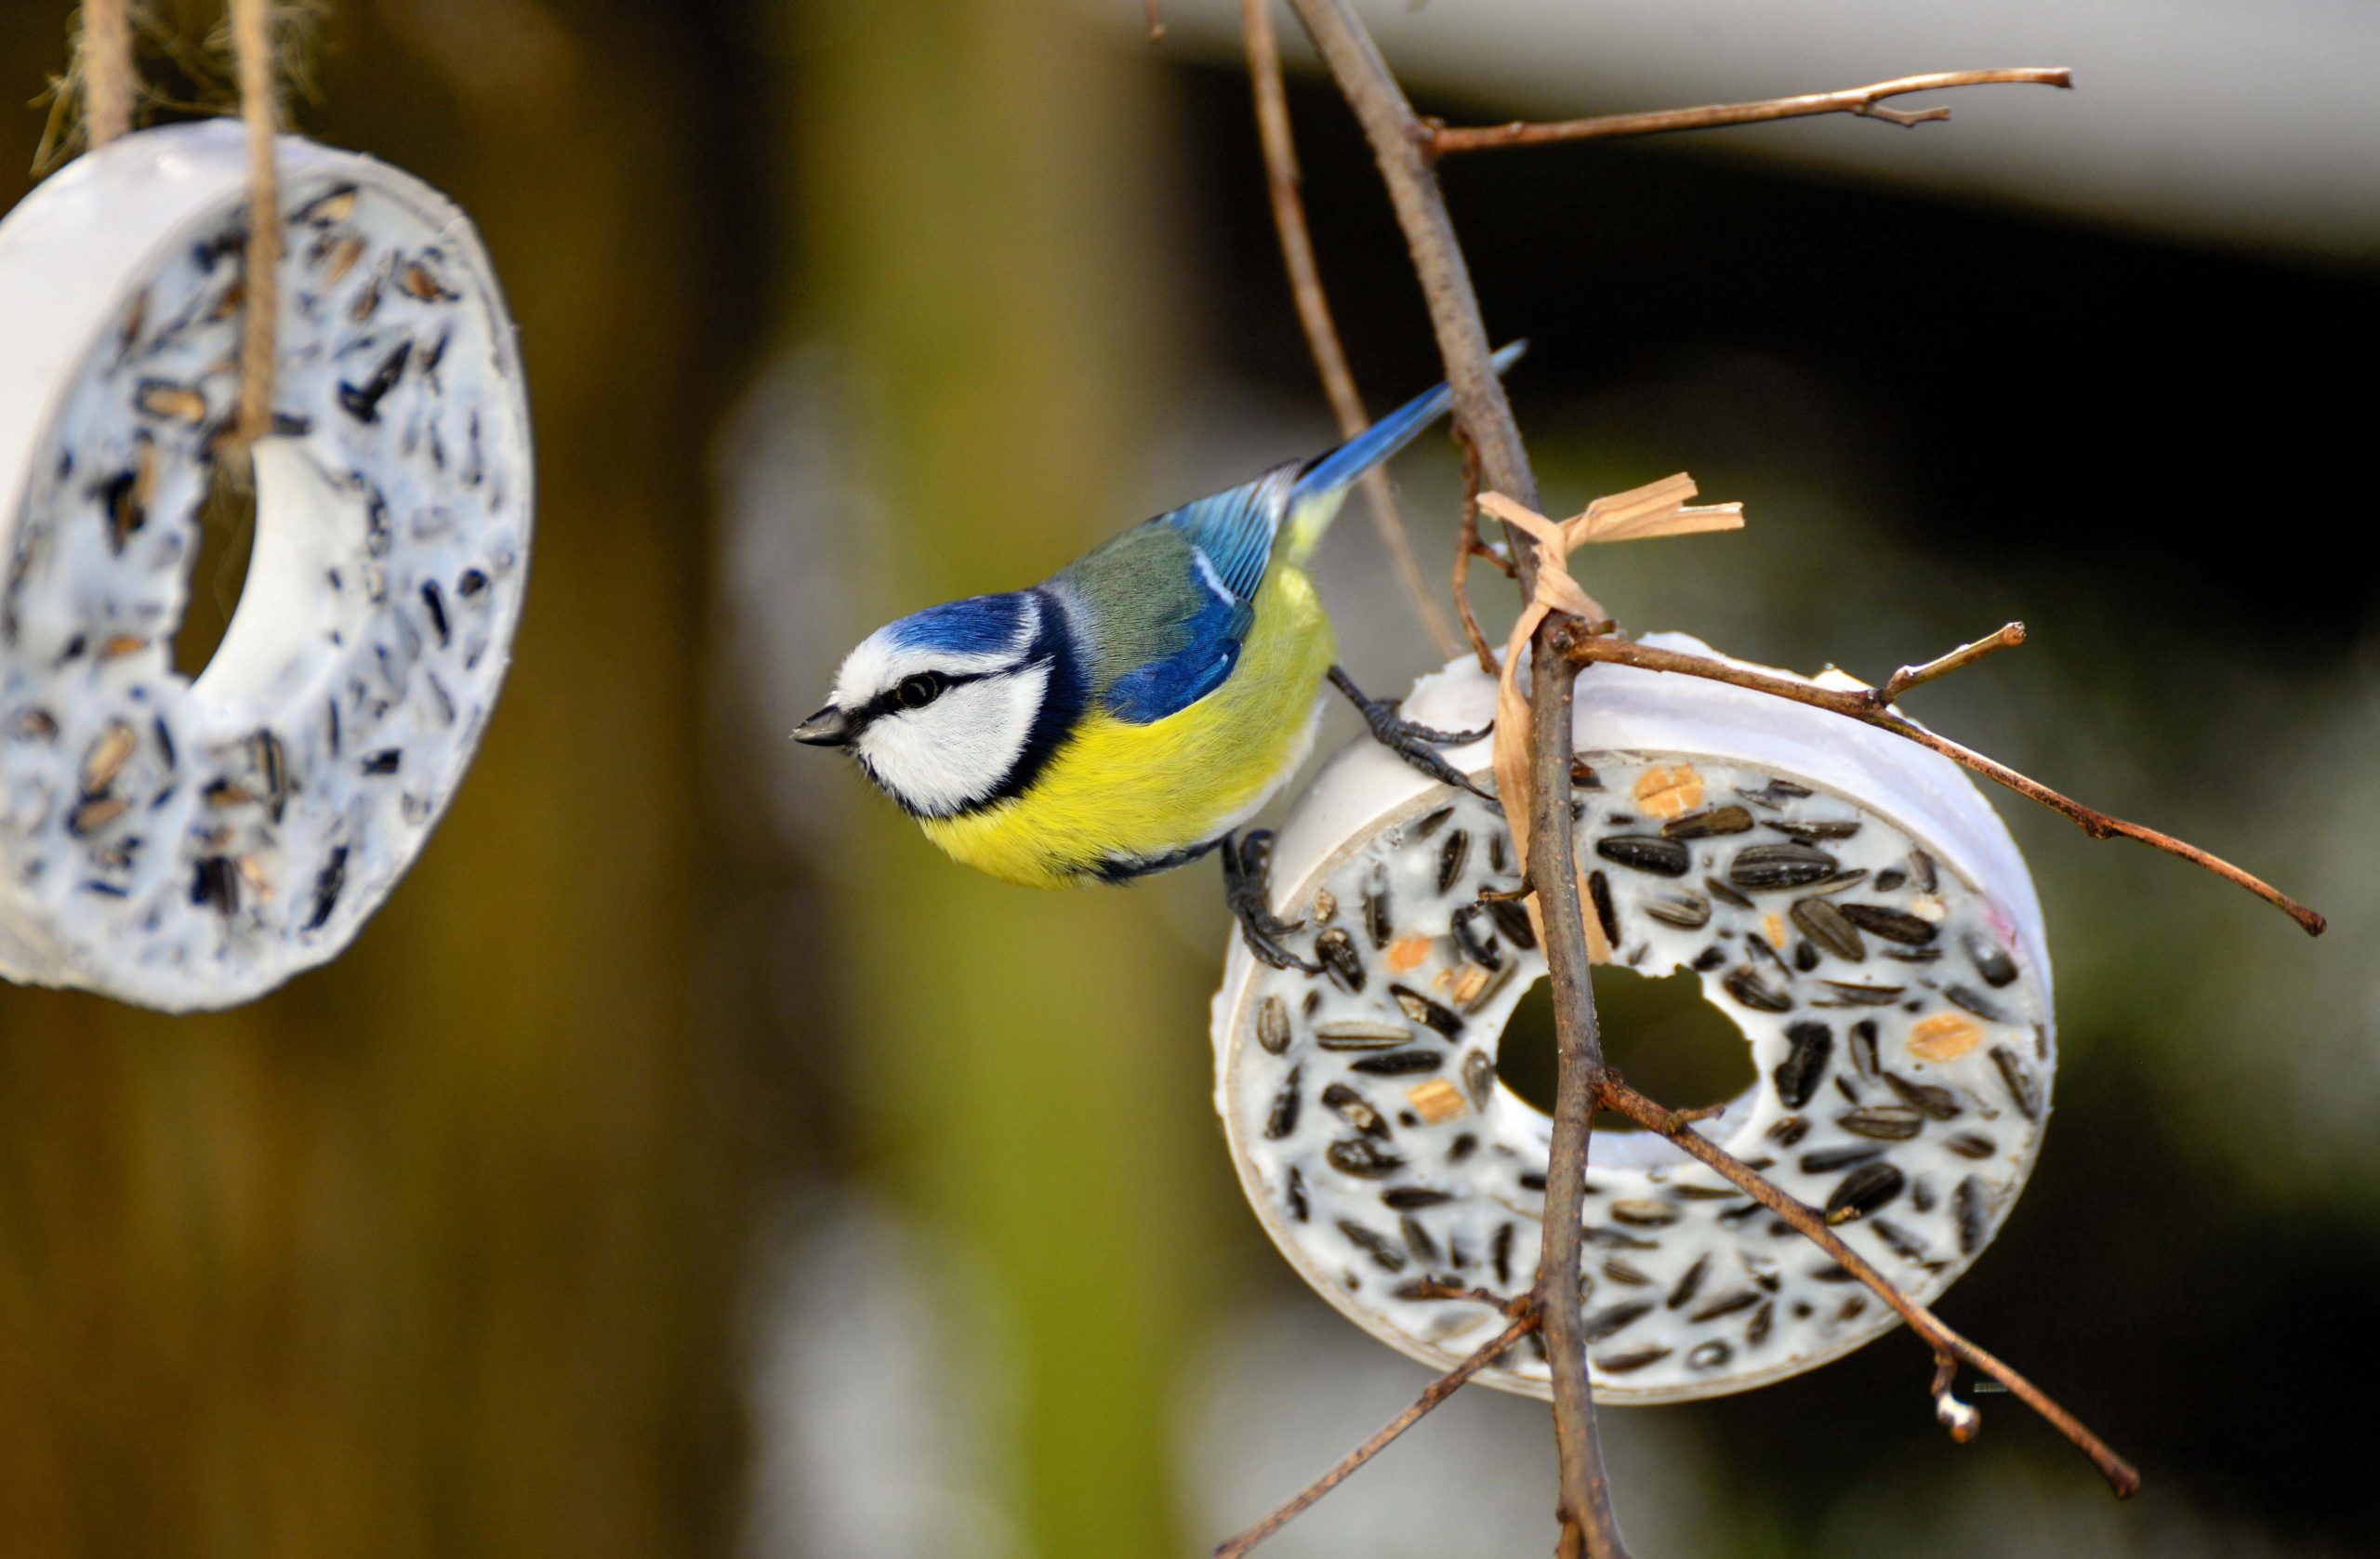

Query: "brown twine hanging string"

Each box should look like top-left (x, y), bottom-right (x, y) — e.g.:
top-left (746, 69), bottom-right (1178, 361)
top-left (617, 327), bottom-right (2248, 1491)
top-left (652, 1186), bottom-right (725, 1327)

top-left (228, 0), bottom-right (280, 453)
top-left (76, 0), bottom-right (136, 148)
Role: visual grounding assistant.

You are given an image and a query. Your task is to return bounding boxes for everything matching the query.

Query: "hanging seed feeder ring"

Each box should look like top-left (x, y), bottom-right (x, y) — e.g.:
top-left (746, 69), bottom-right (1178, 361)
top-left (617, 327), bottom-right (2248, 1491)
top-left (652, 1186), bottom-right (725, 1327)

top-left (1211, 636), bottom-right (2054, 1402)
top-left (0, 122), bottom-right (532, 1011)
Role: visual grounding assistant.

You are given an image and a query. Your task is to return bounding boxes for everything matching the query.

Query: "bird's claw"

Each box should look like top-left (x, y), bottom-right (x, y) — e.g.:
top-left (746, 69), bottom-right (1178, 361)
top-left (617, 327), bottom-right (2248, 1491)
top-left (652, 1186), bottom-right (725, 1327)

top-left (1329, 667), bottom-right (1495, 800)
top-left (1223, 830), bottom-right (1318, 971)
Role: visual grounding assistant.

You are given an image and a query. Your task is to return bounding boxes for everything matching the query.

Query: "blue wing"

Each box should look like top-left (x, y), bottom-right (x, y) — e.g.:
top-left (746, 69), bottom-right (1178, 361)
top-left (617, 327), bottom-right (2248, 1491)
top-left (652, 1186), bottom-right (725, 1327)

top-left (1062, 466), bottom-right (1297, 725)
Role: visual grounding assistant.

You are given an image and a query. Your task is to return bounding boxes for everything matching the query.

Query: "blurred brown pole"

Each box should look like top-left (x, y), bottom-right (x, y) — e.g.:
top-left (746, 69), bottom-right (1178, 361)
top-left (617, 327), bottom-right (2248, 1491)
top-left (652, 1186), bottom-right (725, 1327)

top-left (787, 0), bottom-right (1202, 1554)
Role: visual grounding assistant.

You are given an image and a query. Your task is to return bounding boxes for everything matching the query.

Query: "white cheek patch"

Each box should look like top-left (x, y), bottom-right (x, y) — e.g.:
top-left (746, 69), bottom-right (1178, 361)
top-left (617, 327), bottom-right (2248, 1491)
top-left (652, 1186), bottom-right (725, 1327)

top-left (856, 662), bottom-right (1050, 817)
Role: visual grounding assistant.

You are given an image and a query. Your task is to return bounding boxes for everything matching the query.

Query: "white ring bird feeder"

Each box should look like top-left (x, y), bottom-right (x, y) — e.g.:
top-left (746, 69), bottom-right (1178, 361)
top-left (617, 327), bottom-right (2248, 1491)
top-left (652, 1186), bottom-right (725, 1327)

top-left (1212, 638), bottom-right (2054, 1402)
top-left (0, 121), bottom-right (532, 1011)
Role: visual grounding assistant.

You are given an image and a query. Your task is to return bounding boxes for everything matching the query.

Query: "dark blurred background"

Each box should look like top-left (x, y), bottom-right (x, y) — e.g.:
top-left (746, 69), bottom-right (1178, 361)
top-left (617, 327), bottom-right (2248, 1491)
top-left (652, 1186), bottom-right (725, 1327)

top-left (0, 1), bottom-right (2373, 1555)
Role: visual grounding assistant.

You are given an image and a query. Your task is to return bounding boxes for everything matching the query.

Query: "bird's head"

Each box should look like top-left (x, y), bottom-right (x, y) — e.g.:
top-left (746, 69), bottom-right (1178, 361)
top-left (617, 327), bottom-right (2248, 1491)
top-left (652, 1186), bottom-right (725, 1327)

top-left (795, 589), bottom-right (1078, 818)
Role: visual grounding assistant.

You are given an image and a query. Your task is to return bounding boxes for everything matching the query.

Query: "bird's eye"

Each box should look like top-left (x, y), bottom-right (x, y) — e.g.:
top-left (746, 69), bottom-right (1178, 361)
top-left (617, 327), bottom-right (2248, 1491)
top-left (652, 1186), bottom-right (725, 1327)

top-left (895, 672), bottom-right (944, 710)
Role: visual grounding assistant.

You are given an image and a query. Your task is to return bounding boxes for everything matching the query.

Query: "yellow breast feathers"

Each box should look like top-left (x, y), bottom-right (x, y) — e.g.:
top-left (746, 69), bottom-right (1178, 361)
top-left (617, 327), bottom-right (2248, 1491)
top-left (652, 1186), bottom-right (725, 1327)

top-left (922, 566), bottom-right (1335, 887)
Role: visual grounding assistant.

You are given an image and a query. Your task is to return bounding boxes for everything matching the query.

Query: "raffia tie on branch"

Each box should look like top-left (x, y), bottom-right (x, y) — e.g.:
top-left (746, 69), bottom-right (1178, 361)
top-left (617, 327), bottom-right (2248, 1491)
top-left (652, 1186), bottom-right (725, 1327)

top-left (1479, 477), bottom-right (1741, 875)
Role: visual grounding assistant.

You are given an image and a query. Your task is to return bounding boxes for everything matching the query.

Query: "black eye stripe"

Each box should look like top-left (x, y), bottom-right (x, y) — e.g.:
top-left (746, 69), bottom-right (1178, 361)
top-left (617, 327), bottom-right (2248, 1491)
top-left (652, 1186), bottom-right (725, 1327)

top-left (855, 666), bottom-right (1010, 724)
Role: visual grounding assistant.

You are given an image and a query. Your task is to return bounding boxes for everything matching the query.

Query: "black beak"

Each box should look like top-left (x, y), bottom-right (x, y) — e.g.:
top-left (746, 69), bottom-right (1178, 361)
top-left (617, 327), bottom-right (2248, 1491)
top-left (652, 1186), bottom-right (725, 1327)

top-left (792, 705), bottom-right (854, 746)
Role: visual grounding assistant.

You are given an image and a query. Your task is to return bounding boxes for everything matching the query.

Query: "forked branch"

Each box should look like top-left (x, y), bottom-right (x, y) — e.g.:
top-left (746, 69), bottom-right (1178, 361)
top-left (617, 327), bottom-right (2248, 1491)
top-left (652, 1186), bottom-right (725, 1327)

top-left (1594, 1073), bottom-right (2140, 1498)
top-left (1555, 626), bottom-right (2325, 936)
top-left (1426, 68), bottom-right (2072, 156)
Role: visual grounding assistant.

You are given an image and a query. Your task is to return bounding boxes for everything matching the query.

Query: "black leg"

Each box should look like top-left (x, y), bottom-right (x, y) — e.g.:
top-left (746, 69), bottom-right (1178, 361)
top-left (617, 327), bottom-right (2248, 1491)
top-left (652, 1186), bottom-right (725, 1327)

top-left (1222, 830), bottom-right (1318, 971)
top-left (1328, 666), bottom-right (1495, 799)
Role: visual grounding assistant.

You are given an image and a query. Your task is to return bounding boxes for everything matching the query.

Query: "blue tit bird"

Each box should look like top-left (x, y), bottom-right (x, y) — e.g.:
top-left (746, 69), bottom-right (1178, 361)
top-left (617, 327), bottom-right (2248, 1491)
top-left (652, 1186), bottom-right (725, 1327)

top-left (794, 344), bottom-right (1522, 967)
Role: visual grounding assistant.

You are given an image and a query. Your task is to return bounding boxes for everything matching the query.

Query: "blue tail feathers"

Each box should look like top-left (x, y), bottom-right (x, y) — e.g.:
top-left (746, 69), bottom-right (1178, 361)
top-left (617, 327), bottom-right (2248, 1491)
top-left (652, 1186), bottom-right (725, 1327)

top-left (1290, 339), bottom-right (1527, 506)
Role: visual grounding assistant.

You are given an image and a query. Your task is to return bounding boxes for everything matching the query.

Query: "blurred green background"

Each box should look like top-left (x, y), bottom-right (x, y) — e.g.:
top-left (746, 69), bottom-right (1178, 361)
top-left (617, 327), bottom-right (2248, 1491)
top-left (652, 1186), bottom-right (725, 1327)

top-left (0, 2), bottom-right (2373, 1555)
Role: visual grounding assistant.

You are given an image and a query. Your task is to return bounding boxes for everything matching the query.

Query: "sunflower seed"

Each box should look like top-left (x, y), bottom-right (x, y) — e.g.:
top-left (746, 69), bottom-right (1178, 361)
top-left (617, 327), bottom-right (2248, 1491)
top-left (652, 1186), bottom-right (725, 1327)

top-left (1667, 1254), bottom-right (1711, 1310)
top-left (1688, 1341), bottom-right (1733, 1370)
top-left (1839, 904), bottom-right (1938, 945)
top-left (1954, 1175), bottom-right (1990, 1254)
top-left (1990, 1045), bottom-right (2043, 1120)
top-left (1351, 1050), bottom-right (1444, 1076)
top-left (1944, 984), bottom-right (2004, 1022)
top-left (1823, 981), bottom-right (1905, 1006)
top-left (1436, 829), bottom-right (1472, 893)
top-left (1825, 1163), bottom-right (1905, 1222)
top-left (1965, 931), bottom-right (2018, 988)
top-left (1883, 1072), bottom-right (1964, 1119)
top-left (1661, 805), bottom-right (1753, 839)
top-left (1488, 898), bottom-right (1537, 949)
top-left (1323, 1082), bottom-right (1388, 1137)
top-left (1316, 929), bottom-right (1366, 993)
top-left (1609, 1199), bottom-right (1682, 1228)
top-left (1316, 1022), bottom-right (1410, 1050)
top-left (1799, 1144), bottom-right (1883, 1174)
top-left (1595, 1347), bottom-right (1672, 1374)
top-left (1595, 835), bottom-right (1691, 876)
top-left (1729, 842), bottom-right (1839, 891)
top-left (1837, 1105), bottom-right (1924, 1141)
top-left (1725, 967), bottom-right (1793, 1013)
top-left (1327, 1139), bottom-right (1404, 1178)
top-left (1945, 1131), bottom-right (1997, 1159)
top-left (1361, 866), bottom-right (1393, 947)
top-left (1773, 1021), bottom-right (1832, 1107)
top-left (1391, 984), bottom-right (1463, 1037)
top-left (1255, 997), bottom-right (1292, 1054)
top-left (1588, 869), bottom-right (1620, 947)
top-left (1642, 889), bottom-right (1712, 930)
top-left (1849, 1019), bottom-right (1880, 1078)
top-left (1690, 1290), bottom-right (1762, 1323)
top-left (1264, 1067), bottom-right (1302, 1140)
top-left (1791, 897), bottom-right (1866, 961)
top-left (1339, 1219), bottom-right (1406, 1271)
top-left (1584, 1301), bottom-right (1653, 1342)
top-left (1286, 1167), bottom-right (1308, 1221)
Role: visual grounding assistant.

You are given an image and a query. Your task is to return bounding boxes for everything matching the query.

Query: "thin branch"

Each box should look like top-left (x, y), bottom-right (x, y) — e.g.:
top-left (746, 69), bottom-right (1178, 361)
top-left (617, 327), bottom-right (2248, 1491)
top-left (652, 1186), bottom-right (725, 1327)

top-left (1144, 0), bottom-right (1165, 43)
top-left (1450, 429), bottom-right (1501, 673)
top-left (1595, 1072), bottom-right (2140, 1498)
top-left (1426, 68), bottom-right (2072, 157)
top-left (1877, 621), bottom-right (2026, 704)
top-left (1213, 1305), bottom-right (1541, 1559)
top-left (1280, 2), bottom-right (1627, 1552)
top-left (1556, 627), bottom-right (2325, 936)
top-left (1244, 0), bottom-right (1458, 657)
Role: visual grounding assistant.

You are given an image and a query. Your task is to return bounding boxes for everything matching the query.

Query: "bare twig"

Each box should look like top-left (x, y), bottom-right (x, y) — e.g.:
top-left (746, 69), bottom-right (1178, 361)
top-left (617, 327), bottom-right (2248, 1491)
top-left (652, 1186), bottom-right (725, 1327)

top-left (229, 0), bottom-right (281, 454)
top-left (1213, 1305), bottom-right (1540, 1559)
top-left (1244, 0), bottom-right (1458, 657)
top-left (1877, 621), bottom-right (2026, 704)
top-left (1144, 0), bottom-right (1165, 43)
top-left (1594, 1072), bottom-right (2140, 1498)
top-left (1279, 1), bottom-right (1627, 1552)
top-left (1425, 68), bottom-right (2072, 156)
top-left (1450, 429), bottom-right (1501, 673)
top-left (1556, 626), bottom-right (2325, 935)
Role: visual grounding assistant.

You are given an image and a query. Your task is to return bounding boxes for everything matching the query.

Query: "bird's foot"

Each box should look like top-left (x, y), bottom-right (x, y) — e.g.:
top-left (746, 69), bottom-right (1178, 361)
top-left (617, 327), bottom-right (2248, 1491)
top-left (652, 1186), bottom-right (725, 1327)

top-left (1223, 830), bottom-right (1318, 971)
top-left (1328, 666), bottom-right (1494, 799)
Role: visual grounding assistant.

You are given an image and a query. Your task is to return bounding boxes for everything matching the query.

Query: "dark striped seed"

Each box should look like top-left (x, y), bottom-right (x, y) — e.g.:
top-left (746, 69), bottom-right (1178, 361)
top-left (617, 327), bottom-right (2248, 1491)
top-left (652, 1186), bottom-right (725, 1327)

top-left (1825, 1162), bottom-right (1905, 1222)
top-left (1726, 967), bottom-right (1793, 1013)
top-left (1837, 1105), bottom-right (1924, 1141)
top-left (1595, 835), bottom-right (1691, 877)
top-left (1773, 1021), bottom-right (1833, 1107)
top-left (1255, 996), bottom-right (1291, 1054)
top-left (1791, 897), bottom-right (1866, 961)
top-left (1642, 889), bottom-right (1712, 930)
top-left (1839, 904), bottom-right (1939, 945)
top-left (1728, 842), bottom-right (1839, 891)
top-left (1954, 1175), bottom-right (1990, 1253)
top-left (1660, 804), bottom-right (1753, 839)
top-left (1326, 1138), bottom-right (1404, 1178)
